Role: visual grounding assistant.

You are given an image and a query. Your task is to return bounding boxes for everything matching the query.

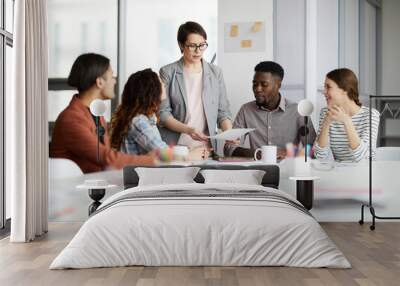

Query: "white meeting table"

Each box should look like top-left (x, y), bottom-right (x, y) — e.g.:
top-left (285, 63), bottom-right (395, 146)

top-left (49, 159), bottom-right (400, 222)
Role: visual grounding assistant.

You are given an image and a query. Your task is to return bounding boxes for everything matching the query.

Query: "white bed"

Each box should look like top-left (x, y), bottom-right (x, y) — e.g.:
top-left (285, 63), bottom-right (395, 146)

top-left (50, 183), bottom-right (350, 269)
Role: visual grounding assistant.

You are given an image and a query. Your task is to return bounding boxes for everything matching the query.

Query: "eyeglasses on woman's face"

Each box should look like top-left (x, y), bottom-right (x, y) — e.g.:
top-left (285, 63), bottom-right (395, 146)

top-left (184, 42), bottom-right (208, 52)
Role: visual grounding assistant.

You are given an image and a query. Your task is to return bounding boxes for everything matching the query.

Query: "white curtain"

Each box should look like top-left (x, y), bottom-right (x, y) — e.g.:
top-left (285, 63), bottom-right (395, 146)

top-left (8, 0), bottom-right (48, 242)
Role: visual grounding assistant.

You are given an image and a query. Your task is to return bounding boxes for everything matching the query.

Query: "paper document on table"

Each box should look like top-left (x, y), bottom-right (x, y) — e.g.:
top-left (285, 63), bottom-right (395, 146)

top-left (209, 128), bottom-right (255, 140)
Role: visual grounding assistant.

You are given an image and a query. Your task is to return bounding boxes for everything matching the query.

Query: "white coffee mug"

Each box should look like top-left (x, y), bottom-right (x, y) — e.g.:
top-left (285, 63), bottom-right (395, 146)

top-left (172, 145), bottom-right (189, 161)
top-left (254, 145), bottom-right (277, 164)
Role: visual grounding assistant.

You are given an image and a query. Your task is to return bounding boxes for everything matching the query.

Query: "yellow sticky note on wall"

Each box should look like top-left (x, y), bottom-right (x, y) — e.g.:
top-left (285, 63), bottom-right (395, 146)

top-left (251, 21), bottom-right (263, 33)
top-left (230, 25), bottom-right (239, 37)
top-left (241, 40), bottom-right (252, 48)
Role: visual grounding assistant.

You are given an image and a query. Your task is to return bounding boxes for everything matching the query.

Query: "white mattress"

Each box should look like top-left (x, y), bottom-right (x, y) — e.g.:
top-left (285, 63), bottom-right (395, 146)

top-left (50, 183), bottom-right (350, 269)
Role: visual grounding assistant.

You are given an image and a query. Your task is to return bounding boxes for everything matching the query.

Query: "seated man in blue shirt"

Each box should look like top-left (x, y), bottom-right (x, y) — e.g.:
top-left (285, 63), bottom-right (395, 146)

top-left (224, 61), bottom-right (316, 159)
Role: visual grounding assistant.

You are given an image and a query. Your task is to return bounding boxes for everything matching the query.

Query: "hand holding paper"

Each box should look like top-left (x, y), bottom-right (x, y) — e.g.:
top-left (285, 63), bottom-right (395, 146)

top-left (209, 128), bottom-right (255, 140)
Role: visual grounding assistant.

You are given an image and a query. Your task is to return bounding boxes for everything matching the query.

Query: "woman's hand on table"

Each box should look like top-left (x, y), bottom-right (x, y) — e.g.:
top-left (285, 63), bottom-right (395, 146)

top-left (188, 146), bottom-right (211, 161)
top-left (277, 148), bottom-right (287, 160)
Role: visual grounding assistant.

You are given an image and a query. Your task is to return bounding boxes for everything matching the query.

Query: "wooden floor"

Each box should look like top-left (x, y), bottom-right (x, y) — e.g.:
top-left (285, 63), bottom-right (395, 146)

top-left (1, 222), bottom-right (399, 286)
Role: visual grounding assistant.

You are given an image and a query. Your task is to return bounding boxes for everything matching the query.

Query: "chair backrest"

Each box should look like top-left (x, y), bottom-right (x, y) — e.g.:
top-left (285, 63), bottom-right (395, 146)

top-left (123, 164), bottom-right (280, 190)
top-left (49, 158), bottom-right (83, 179)
top-left (376, 147), bottom-right (400, 161)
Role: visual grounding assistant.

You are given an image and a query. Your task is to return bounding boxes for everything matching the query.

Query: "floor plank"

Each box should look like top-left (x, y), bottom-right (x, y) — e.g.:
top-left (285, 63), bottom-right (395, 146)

top-left (0, 222), bottom-right (399, 286)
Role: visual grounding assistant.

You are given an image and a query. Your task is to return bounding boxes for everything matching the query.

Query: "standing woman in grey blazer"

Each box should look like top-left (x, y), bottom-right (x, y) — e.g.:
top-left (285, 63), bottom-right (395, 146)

top-left (159, 21), bottom-right (233, 152)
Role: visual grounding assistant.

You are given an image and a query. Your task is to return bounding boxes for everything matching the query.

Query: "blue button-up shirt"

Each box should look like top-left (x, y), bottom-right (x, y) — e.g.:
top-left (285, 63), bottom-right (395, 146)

top-left (121, 114), bottom-right (168, 155)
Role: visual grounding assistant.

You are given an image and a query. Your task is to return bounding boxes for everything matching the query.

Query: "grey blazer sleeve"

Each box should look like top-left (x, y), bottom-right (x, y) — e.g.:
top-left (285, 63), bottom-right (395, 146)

top-left (216, 68), bottom-right (232, 126)
top-left (159, 67), bottom-right (173, 124)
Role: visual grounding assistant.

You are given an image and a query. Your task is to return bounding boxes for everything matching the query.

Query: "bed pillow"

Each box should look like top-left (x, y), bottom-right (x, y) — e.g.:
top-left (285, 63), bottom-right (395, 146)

top-left (200, 169), bottom-right (266, 185)
top-left (136, 167), bottom-right (201, 186)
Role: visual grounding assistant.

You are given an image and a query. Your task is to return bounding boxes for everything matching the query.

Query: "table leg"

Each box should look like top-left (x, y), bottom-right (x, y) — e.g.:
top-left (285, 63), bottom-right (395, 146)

top-left (88, 188), bottom-right (105, 216)
top-left (296, 180), bottom-right (314, 210)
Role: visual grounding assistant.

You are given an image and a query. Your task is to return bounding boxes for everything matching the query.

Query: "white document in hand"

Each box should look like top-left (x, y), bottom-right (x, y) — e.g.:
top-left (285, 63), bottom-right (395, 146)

top-left (209, 128), bottom-right (255, 140)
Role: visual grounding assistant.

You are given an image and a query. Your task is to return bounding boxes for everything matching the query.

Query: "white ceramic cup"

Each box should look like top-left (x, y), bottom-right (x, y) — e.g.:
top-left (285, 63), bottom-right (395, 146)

top-left (172, 145), bottom-right (189, 161)
top-left (254, 145), bottom-right (277, 164)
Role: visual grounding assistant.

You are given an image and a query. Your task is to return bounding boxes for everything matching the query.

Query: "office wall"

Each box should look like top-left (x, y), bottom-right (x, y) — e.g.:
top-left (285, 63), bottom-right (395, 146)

top-left (275, 0), bottom-right (305, 104)
top-left (317, 0), bottom-right (339, 87)
top-left (315, 0), bottom-right (339, 124)
top-left (360, 0), bottom-right (377, 98)
top-left (381, 0), bottom-right (400, 95)
top-left (218, 0), bottom-right (343, 128)
top-left (339, 0), bottom-right (359, 76)
top-left (217, 0), bottom-right (274, 118)
top-left (121, 0), bottom-right (217, 85)
top-left (316, 0), bottom-right (361, 121)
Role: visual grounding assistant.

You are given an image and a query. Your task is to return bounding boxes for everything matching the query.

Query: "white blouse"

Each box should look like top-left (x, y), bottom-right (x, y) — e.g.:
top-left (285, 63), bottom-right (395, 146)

top-left (177, 68), bottom-right (207, 148)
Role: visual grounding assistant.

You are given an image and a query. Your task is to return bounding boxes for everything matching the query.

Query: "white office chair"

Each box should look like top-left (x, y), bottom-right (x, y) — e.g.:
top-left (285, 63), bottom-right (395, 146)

top-left (376, 147), bottom-right (400, 161)
top-left (48, 159), bottom-right (85, 220)
top-left (49, 158), bottom-right (83, 179)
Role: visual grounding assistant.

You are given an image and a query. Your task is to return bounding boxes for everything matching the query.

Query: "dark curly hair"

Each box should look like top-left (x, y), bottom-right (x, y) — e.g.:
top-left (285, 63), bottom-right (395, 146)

top-left (110, 69), bottom-right (162, 150)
